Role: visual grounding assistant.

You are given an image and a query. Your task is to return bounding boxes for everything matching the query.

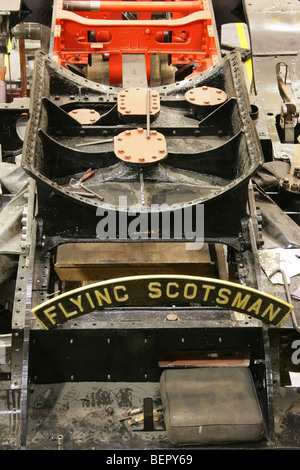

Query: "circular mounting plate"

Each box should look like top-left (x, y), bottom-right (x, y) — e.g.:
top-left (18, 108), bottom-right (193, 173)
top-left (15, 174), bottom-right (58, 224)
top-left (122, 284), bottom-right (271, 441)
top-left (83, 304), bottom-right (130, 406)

top-left (185, 86), bottom-right (227, 106)
top-left (68, 108), bottom-right (101, 124)
top-left (114, 128), bottom-right (167, 164)
top-left (118, 88), bottom-right (160, 116)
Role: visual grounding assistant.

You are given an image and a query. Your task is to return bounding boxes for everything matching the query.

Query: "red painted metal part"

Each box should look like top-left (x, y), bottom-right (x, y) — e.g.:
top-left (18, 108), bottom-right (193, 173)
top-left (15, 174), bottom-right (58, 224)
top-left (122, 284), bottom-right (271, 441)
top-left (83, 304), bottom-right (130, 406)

top-left (52, 0), bottom-right (218, 84)
top-left (64, 1), bottom-right (205, 12)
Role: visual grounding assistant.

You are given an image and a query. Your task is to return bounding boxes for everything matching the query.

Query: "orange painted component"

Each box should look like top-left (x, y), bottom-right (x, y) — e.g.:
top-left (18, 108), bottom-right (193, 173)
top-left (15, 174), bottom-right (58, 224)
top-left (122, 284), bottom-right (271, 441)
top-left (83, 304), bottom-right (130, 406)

top-left (64, 1), bottom-right (205, 12)
top-left (52, 0), bottom-right (218, 84)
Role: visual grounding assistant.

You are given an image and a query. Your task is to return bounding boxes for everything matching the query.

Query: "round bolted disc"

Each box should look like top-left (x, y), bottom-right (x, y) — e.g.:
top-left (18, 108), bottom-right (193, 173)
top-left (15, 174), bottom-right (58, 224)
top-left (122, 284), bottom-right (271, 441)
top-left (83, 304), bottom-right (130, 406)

top-left (185, 86), bottom-right (227, 106)
top-left (68, 108), bottom-right (101, 124)
top-left (118, 88), bottom-right (160, 116)
top-left (114, 128), bottom-right (167, 164)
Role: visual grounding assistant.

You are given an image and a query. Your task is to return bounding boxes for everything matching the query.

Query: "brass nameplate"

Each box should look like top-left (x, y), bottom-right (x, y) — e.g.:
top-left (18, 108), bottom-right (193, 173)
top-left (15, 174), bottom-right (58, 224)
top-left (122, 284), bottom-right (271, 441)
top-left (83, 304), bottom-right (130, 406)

top-left (31, 275), bottom-right (293, 330)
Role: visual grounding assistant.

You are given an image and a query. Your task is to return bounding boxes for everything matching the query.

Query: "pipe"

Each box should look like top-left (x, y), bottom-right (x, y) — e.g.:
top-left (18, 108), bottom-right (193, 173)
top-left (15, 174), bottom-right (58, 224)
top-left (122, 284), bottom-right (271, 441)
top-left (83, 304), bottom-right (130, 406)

top-left (11, 23), bottom-right (41, 41)
top-left (146, 89), bottom-right (151, 139)
top-left (63, 1), bottom-right (202, 12)
top-left (273, 269), bottom-right (300, 333)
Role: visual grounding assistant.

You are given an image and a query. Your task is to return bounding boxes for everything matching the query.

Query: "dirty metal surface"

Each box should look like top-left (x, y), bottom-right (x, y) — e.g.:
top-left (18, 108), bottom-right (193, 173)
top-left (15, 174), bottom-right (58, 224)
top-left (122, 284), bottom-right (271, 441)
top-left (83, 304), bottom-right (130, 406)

top-left (26, 379), bottom-right (300, 450)
top-left (26, 382), bottom-right (167, 450)
top-left (279, 146), bottom-right (300, 193)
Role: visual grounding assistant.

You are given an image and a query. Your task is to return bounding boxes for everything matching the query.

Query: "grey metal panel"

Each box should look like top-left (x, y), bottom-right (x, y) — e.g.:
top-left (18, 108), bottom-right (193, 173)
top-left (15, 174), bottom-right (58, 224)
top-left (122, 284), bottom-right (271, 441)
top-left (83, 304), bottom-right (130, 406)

top-left (0, 0), bottom-right (21, 12)
top-left (122, 54), bottom-right (148, 88)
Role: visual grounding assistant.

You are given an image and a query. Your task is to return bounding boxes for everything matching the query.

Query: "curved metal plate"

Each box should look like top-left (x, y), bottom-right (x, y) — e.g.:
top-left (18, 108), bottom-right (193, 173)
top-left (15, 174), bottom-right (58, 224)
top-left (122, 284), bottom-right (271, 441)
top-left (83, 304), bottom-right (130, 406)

top-left (31, 274), bottom-right (293, 329)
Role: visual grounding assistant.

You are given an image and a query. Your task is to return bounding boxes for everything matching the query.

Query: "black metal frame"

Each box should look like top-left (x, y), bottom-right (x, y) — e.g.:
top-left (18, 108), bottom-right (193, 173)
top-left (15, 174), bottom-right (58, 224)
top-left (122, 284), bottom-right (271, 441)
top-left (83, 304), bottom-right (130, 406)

top-left (22, 51), bottom-right (262, 251)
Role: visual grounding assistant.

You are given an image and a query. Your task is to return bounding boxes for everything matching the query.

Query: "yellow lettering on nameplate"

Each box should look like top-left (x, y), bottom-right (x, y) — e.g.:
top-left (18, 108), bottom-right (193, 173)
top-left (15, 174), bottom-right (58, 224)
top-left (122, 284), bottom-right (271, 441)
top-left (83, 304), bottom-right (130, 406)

top-left (31, 275), bottom-right (294, 330)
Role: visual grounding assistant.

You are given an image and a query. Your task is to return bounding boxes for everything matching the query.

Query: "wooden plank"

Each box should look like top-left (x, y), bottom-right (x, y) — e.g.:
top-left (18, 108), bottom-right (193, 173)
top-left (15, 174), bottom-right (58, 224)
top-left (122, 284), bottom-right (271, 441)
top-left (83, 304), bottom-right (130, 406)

top-left (215, 243), bottom-right (229, 280)
top-left (55, 242), bottom-right (215, 281)
top-left (158, 351), bottom-right (250, 368)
